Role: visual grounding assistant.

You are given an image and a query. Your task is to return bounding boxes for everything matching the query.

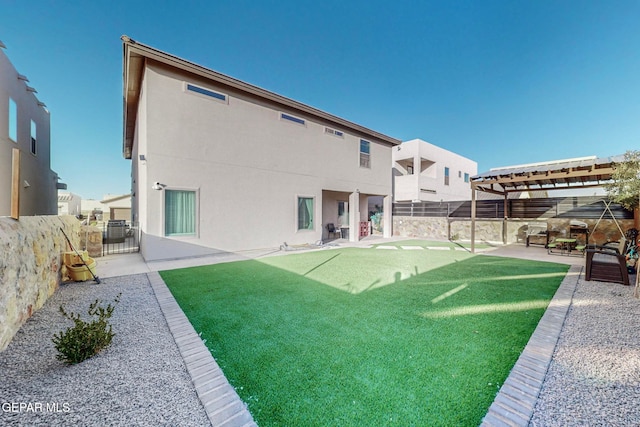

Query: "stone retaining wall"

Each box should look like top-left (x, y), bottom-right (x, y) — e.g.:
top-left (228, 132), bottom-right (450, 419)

top-left (0, 215), bottom-right (82, 352)
top-left (393, 216), bottom-right (635, 245)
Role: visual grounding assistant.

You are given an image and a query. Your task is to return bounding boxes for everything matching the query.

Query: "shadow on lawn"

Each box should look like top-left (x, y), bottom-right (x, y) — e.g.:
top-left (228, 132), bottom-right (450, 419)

top-left (256, 245), bottom-right (567, 299)
top-left (161, 249), bottom-right (569, 427)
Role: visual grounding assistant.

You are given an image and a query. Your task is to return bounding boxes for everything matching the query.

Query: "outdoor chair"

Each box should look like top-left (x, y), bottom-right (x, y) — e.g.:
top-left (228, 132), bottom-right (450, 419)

top-left (326, 223), bottom-right (340, 239)
top-left (585, 239), bottom-right (630, 286)
top-left (525, 223), bottom-right (549, 247)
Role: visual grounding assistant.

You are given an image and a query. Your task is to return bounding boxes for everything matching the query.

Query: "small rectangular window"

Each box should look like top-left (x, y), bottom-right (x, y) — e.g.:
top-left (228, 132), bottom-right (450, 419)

top-left (186, 83), bottom-right (227, 102)
top-left (360, 139), bottom-right (371, 168)
top-left (458, 171), bottom-right (462, 178)
top-left (444, 167), bottom-right (450, 186)
top-left (9, 98), bottom-right (17, 142)
top-left (165, 190), bottom-right (197, 236)
top-left (464, 173), bottom-right (470, 183)
top-left (297, 197), bottom-right (314, 230)
top-left (407, 165), bottom-right (414, 175)
top-left (281, 113), bottom-right (305, 125)
top-left (324, 127), bottom-right (344, 138)
top-left (30, 120), bottom-right (36, 155)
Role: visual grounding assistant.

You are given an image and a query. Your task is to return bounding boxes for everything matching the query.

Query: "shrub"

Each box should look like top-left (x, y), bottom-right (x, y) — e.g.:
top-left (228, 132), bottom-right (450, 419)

top-left (52, 294), bottom-right (121, 364)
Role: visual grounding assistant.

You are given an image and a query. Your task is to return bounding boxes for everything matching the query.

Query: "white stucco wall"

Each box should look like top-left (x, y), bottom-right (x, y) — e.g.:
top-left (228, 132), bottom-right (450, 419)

top-left (393, 138), bottom-right (477, 202)
top-left (57, 192), bottom-right (81, 216)
top-left (133, 63), bottom-right (395, 260)
top-left (0, 48), bottom-right (57, 216)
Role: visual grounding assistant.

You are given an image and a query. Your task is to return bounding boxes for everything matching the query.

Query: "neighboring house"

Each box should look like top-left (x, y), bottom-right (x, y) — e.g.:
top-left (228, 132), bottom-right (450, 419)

top-left (100, 193), bottom-right (131, 221)
top-left (80, 194), bottom-right (132, 222)
top-left (0, 41), bottom-right (63, 216)
top-left (393, 138), bottom-right (477, 202)
top-left (57, 191), bottom-right (81, 216)
top-left (80, 199), bottom-right (104, 221)
top-left (122, 37), bottom-right (401, 261)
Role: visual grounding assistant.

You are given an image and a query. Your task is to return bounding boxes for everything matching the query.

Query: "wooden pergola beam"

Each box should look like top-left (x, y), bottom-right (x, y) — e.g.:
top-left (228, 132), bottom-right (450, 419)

top-left (469, 158), bottom-right (620, 254)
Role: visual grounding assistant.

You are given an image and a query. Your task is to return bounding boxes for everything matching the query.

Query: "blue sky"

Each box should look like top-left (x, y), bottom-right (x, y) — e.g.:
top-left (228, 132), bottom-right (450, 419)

top-left (2, 0), bottom-right (638, 200)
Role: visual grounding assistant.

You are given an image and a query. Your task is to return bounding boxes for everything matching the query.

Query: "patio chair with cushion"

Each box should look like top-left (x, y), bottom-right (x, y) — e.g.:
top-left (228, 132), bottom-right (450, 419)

top-left (326, 223), bottom-right (340, 239)
top-left (585, 239), bottom-right (630, 286)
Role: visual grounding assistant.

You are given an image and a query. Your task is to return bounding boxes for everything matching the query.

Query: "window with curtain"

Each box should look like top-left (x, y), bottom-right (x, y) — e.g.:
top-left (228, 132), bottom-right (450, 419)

top-left (297, 197), bottom-right (314, 230)
top-left (444, 167), bottom-right (450, 186)
top-left (165, 190), bottom-right (197, 236)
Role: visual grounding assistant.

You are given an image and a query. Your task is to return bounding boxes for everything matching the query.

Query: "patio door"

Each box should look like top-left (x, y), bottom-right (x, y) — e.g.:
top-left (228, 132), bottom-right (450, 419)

top-left (338, 201), bottom-right (349, 227)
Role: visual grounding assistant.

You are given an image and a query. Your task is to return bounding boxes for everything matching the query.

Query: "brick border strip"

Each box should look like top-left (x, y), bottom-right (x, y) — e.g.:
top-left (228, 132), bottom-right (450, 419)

top-left (147, 271), bottom-right (257, 427)
top-left (481, 264), bottom-right (582, 426)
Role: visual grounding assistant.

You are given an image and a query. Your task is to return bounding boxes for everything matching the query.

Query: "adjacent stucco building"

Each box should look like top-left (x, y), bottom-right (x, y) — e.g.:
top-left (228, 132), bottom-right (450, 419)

top-left (122, 37), bottom-right (400, 261)
top-left (393, 138), bottom-right (477, 202)
top-left (0, 42), bottom-right (61, 216)
top-left (57, 191), bottom-right (81, 216)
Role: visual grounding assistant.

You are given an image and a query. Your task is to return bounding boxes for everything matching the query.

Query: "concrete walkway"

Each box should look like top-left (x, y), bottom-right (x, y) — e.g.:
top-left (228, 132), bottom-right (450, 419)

top-left (94, 240), bottom-right (620, 426)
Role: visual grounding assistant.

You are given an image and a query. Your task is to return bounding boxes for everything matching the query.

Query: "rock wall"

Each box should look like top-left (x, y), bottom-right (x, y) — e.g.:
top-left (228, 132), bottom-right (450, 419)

top-left (80, 225), bottom-right (103, 258)
top-left (0, 215), bottom-right (81, 352)
top-left (393, 216), bottom-right (635, 246)
top-left (393, 216), bottom-right (449, 240)
top-left (547, 218), bottom-right (635, 245)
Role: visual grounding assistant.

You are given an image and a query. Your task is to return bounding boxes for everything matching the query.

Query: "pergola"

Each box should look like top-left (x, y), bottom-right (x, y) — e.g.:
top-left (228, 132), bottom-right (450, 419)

top-left (469, 155), bottom-right (624, 253)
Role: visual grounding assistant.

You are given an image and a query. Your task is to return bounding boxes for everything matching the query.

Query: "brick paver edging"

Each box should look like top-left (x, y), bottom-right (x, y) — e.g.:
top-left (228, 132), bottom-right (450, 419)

top-left (147, 271), bottom-right (258, 427)
top-left (481, 264), bottom-right (582, 426)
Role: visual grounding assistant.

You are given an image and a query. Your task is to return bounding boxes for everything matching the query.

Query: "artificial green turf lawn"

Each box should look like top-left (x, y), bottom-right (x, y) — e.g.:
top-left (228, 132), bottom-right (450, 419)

top-left (160, 241), bottom-right (568, 426)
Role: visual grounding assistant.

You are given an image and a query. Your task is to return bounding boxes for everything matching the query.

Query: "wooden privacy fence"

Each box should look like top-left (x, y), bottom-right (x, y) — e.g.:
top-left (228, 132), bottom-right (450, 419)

top-left (392, 196), bottom-right (633, 220)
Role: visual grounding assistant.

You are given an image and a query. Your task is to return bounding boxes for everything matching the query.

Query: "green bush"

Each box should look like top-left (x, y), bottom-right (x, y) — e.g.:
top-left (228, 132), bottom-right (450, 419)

top-left (52, 294), bottom-right (121, 364)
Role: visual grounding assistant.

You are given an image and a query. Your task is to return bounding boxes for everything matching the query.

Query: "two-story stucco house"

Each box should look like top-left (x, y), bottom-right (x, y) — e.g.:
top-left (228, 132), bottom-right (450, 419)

top-left (0, 42), bottom-right (62, 217)
top-left (393, 138), bottom-right (477, 202)
top-left (122, 37), bottom-right (400, 261)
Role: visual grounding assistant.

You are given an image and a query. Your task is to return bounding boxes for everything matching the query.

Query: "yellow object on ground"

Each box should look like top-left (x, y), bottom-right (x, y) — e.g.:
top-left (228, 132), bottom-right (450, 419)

top-left (62, 251), bottom-right (97, 282)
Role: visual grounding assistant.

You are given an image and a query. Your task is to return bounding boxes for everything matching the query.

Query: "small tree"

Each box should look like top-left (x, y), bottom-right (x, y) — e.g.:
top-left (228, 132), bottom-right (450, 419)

top-left (606, 150), bottom-right (640, 211)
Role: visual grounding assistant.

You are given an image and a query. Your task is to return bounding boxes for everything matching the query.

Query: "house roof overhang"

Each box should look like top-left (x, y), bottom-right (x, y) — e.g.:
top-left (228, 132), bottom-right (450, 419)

top-left (101, 193), bottom-right (132, 204)
top-left (470, 155), bottom-right (624, 196)
top-left (121, 36), bottom-right (401, 160)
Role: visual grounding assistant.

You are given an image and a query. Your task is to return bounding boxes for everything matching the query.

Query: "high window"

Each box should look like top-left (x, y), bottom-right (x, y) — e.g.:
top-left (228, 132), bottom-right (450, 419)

top-left (297, 197), bottom-right (314, 231)
top-left (464, 173), bottom-right (470, 183)
top-left (30, 120), bottom-right (36, 155)
top-left (281, 113), bottom-right (305, 126)
top-left (324, 127), bottom-right (344, 138)
top-left (8, 98), bottom-right (17, 142)
top-left (359, 139), bottom-right (370, 168)
top-left (444, 167), bottom-right (450, 185)
top-left (165, 190), bottom-right (197, 236)
top-left (185, 83), bottom-right (227, 103)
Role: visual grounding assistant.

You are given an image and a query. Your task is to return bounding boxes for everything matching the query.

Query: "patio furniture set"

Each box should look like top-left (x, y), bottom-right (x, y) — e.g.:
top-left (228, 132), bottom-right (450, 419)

top-left (526, 223), bottom-right (638, 287)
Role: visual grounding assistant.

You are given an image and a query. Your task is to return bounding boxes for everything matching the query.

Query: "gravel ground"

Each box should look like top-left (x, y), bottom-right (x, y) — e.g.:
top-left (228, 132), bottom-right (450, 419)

top-left (2, 264), bottom-right (638, 426)
top-left (0, 274), bottom-right (211, 426)
top-left (530, 275), bottom-right (640, 426)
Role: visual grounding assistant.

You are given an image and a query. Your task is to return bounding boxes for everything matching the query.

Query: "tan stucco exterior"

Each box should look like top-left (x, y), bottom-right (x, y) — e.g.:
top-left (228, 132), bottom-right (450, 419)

top-left (123, 38), bottom-right (400, 260)
top-left (0, 46), bottom-right (59, 216)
